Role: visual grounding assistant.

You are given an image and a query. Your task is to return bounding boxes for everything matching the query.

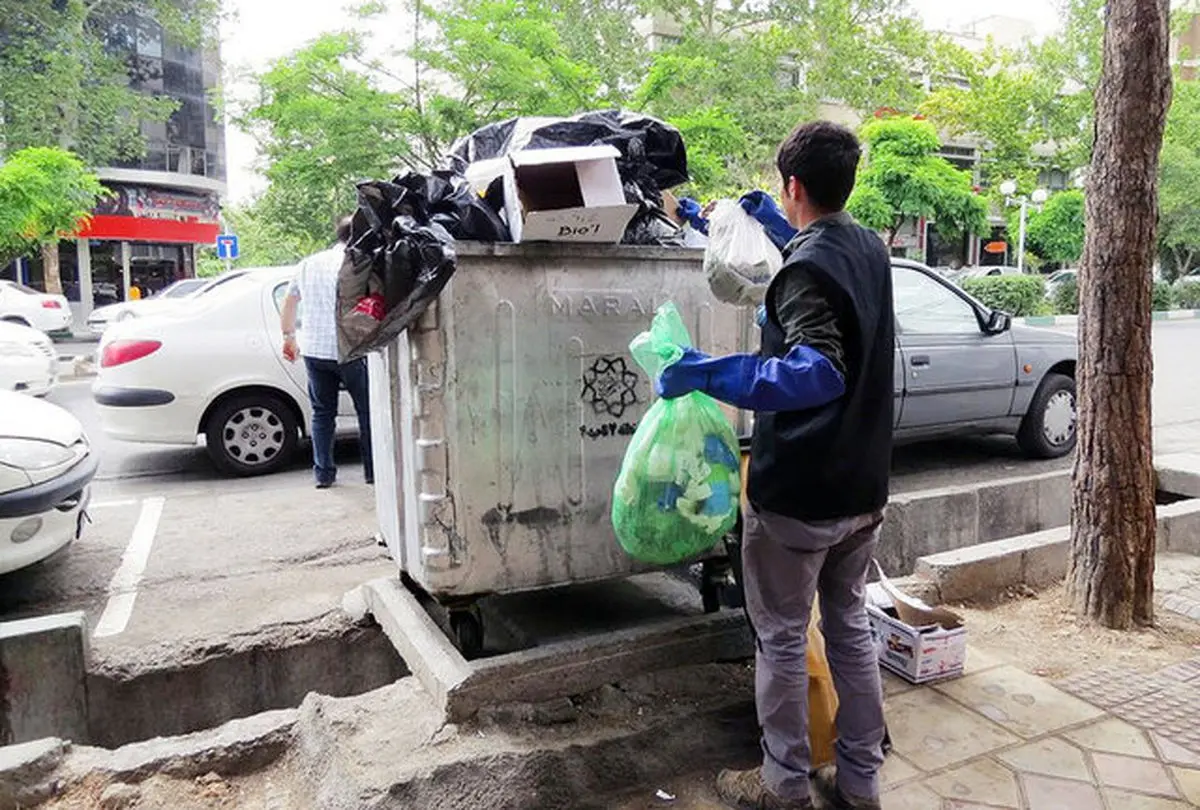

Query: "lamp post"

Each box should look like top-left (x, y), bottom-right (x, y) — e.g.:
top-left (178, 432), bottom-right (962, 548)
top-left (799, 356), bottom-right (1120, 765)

top-left (999, 180), bottom-right (1049, 273)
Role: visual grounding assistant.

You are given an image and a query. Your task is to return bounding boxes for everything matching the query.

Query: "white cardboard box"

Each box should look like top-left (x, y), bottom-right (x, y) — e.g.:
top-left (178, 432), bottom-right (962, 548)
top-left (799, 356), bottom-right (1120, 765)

top-left (866, 583), bottom-right (967, 684)
top-left (501, 145), bottom-right (639, 243)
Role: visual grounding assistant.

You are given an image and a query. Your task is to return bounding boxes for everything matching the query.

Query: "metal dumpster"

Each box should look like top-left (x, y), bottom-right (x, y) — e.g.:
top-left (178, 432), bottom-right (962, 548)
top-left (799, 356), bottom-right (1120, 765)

top-left (369, 243), bottom-right (755, 650)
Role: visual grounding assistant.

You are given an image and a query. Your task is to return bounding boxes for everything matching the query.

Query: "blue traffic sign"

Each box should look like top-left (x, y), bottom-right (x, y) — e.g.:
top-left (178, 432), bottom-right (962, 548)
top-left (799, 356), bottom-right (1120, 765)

top-left (216, 234), bottom-right (239, 261)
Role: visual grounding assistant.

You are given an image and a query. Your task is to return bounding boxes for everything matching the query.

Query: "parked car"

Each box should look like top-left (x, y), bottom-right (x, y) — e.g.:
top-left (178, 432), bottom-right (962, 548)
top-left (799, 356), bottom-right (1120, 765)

top-left (0, 320), bottom-right (58, 396)
top-left (86, 277), bottom-right (210, 335)
top-left (93, 267), bottom-right (357, 476)
top-left (1045, 269), bottom-right (1077, 299)
top-left (0, 280), bottom-right (72, 337)
top-left (893, 260), bottom-right (1078, 458)
top-left (0, 390), bottom-right (96, 575)
top-left (951, 265), bottom-right (1022, 283)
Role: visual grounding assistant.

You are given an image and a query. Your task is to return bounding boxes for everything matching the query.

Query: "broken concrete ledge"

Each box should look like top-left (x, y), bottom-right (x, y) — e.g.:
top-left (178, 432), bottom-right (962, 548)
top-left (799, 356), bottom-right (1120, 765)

top-left (1156, 453), bottom-right (1200, 499)
top-left (914, 498), bottom-right (1200, 603)
top-left (361, 577), bottom-right (754, 723)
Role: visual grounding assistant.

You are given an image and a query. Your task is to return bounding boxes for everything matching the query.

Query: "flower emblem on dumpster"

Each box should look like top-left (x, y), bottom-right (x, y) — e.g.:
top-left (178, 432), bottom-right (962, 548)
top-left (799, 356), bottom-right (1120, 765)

top-left (582, 356), bottom-right (641, 419)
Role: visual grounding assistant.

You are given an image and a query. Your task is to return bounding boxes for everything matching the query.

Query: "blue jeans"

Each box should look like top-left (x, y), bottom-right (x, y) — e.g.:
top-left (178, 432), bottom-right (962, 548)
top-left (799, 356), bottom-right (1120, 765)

top-left (304, 356), bottom-right (372, 485)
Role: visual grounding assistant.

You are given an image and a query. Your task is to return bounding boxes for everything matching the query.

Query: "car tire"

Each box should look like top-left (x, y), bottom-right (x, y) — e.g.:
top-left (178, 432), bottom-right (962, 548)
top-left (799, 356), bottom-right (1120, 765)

top-left (205, 393), bottom-right (299, 476)
top-left (1017, 372), bottom-right (1077, 459)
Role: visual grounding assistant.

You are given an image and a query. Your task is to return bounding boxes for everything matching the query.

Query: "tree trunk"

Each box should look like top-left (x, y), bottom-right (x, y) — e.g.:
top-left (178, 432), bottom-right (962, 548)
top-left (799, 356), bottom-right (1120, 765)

top-left (1067, 0), bottom-right (1171, 629)
top-left (41, 242), bottom-right (63, 296)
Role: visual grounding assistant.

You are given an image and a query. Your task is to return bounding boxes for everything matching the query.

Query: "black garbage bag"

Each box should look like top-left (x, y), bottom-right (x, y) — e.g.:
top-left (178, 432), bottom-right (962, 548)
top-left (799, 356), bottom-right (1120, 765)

top-left (337, 169), bottom-right (507, 361)
top-left (447, 110), bottom-right (689, 245)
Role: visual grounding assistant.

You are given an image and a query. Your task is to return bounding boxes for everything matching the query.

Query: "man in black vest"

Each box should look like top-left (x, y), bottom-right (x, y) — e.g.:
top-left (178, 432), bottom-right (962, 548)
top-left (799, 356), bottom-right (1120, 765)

top-left (658, 121), bottom-right (893, 810)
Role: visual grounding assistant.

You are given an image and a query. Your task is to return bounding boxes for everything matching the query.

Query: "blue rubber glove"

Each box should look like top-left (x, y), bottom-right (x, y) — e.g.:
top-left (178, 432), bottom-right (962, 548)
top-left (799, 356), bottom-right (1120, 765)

top-left (676, 197), bottom-right (710, 235)
top-left (740, 191), bottom-right (798, 251)
top-left (656, 346), bottom-right (846, 412)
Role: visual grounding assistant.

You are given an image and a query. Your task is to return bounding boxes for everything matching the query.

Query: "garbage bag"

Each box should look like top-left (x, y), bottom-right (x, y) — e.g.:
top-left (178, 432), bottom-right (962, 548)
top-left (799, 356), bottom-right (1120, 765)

top-left (704, 200), bottom-right (783, 307)
top-left (357, 169), bottom-right (508, 243)
top-left (611, 303), bottom-right (741, 565)
top-left (447, 110), bottom-right (689, 245)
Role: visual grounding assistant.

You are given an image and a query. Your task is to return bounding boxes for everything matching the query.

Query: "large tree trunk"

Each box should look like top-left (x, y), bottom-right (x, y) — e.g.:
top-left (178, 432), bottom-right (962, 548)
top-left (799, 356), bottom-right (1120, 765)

top-left (41, 242), bottom-right (63, 296)
top-left (1067, 0), bottom-right (1171, 629)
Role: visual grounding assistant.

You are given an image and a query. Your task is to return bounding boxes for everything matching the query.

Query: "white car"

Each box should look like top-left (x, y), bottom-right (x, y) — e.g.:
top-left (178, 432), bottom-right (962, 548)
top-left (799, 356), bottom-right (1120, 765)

top-left (0, 391), bottom-right (96, 575)
top-left (86, 278), bottom-right (210, 335)
top-left (0, 320), bottom-right (58, 396)
top-left (0, 280), bottom-right (72, 337)
top-left (93, 266), bottom-right (357, 476)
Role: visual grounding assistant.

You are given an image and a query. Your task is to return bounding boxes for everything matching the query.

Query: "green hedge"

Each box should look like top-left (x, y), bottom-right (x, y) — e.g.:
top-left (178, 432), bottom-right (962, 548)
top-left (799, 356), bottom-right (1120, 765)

top-left (960, 275), bottom-right (1047, 317)
top-left (1153, 281), bottom-right (1175, 312)
top-left (1175, 282), bottom-right (1200, 310)
top-left (1053, 278), bottom-right (1079, 315)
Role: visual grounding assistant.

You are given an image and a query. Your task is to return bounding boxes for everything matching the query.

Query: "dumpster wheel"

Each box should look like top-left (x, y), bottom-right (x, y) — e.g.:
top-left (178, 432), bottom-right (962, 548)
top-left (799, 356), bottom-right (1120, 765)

top-left (450, 607), bottom-right (485, 660)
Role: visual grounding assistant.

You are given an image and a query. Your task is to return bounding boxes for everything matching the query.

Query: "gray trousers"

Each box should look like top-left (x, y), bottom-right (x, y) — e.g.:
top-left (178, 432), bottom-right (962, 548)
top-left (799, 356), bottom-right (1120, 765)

top-left (743, 501), bottom-right (887, 801)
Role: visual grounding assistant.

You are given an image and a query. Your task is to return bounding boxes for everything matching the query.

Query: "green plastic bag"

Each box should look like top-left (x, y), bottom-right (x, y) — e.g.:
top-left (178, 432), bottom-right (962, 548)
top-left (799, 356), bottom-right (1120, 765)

top-left (611, 302), bottom-right (741, 565)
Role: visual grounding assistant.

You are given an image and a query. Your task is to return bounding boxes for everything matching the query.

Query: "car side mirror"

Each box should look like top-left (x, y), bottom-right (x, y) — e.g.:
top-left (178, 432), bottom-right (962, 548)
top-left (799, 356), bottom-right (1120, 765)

top-left (985, 310), bottom-right (1012, 334)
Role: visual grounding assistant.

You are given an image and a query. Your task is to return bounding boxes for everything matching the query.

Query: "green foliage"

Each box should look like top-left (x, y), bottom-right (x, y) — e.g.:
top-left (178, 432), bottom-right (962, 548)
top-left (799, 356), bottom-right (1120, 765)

top-left (1025, 190), bottom-right (1085, 265)
top-left (194, 204), bottom-right (328, 278)
top-left (847, 117), bottom-right (988, 245)
top-left (1053, 277), bottom-right (1079, 316)
top-left (1174, 281), bottom-right (1200, 310)
top-left (1158, 82), bottom-right (1200, 281)
top-left (0, 147), bottom-right (106, 264)
top-left (0, 1), bottom-right (218, 165)
top-left (959, 275), bottom-right (1046, 317)
top-left (1153, 281), bottom-right (1176, 312)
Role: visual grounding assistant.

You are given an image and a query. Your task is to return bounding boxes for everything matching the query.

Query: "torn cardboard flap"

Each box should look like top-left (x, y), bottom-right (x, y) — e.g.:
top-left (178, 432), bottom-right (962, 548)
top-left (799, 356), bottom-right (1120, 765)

top-left (871, 560), bottom-right (963, 630)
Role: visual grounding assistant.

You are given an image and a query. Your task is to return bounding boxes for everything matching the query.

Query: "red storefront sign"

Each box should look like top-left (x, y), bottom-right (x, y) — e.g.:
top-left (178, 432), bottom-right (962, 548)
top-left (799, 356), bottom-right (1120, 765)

top-left (76, 215), bottom-right (220, 245)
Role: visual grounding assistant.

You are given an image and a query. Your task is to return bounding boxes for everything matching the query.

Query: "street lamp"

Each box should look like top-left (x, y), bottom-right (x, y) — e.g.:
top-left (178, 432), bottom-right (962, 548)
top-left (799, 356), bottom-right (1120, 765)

top-left (999, 180), bottom-right (1049, 273)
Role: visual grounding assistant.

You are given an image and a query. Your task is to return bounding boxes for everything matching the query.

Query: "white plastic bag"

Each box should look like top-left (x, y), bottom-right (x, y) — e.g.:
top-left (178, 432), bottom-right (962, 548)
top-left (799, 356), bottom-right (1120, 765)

top-left (704, 200), bottom-right (783, 307)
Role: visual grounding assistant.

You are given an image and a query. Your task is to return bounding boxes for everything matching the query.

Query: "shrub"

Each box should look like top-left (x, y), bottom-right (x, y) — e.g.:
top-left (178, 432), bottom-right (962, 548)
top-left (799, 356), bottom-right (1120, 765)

top-left (1053, 278), bottom-right (1079, 315)
top-left (1175, 282), bottom-right (1200, 310)
top-left (1153, 280), bottom-right (1176, 312)
top-left (960, 275), bottom-right (1046, 317)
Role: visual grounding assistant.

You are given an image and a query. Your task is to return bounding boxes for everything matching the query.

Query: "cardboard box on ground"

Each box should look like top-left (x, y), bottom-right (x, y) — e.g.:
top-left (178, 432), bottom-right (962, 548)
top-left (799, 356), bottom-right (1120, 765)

top-left (867, 564), bottom-right (967, 684)
top-left (465, 145), bottom-right (639, 244)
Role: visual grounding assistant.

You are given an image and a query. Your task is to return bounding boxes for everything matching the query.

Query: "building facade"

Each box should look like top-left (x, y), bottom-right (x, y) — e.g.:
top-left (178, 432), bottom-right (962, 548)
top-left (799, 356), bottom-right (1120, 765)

top-left (6, 9), bottom-right (224, 325)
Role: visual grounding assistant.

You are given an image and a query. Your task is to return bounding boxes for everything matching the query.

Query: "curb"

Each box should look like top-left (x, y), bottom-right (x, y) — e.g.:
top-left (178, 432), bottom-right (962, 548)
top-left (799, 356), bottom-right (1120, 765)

top-left (1017, 309), bottom-right (1200, 327)
top-left (56, 354), bottom-right (96, 382)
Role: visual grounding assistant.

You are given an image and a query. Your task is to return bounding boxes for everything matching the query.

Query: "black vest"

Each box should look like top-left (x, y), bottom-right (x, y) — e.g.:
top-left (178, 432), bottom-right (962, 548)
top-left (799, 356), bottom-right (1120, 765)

top-left (747, 218), bottom-right (894, 521)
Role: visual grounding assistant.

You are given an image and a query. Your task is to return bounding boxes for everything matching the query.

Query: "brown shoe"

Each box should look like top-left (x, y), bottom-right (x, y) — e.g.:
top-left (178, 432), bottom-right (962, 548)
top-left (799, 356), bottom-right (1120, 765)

top-left (810, 765), bottom-right (881, 810)
top-left (716, 767), bottom-right (815, 810)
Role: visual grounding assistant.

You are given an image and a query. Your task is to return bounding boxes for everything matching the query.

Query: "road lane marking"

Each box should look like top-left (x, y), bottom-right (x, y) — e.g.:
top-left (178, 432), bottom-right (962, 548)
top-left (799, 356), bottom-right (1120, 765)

top-left (93, 496), bottom-right (165, 639)
top-left (90, 499), bottom-right (138, 509)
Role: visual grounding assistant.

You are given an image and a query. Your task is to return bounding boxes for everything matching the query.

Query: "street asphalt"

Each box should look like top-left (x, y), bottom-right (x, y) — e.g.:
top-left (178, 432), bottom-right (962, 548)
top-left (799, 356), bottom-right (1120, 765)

top-left (1, 320), bottom-right (1197, 671)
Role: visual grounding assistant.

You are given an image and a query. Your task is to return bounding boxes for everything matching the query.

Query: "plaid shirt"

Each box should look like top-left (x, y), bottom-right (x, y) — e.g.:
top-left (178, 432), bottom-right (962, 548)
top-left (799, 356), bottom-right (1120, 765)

top-left (287, 245), bottom-right (345, 362)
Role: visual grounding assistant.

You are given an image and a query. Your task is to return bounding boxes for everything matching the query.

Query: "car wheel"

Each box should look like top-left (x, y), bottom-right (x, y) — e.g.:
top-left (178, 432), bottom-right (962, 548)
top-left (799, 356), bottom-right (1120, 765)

top-left (205, 393), bottom-right (299, 476)
top-left (1017, 373), bottom-right (1077, 459)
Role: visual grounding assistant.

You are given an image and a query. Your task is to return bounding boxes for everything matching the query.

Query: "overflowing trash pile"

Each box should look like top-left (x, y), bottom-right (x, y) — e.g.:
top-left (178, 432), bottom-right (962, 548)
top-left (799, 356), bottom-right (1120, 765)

top-left (336, 110), bottom-right (694, 360)
top-left (611, 303), bottom-right (741, 565)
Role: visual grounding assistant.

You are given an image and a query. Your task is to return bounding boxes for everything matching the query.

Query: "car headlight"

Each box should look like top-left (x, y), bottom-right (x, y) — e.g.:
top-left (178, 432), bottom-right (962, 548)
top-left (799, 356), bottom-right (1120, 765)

top-left (0, 438), bottom-right (76, 470)
top-left (0, 340), bottom-right (37, 358)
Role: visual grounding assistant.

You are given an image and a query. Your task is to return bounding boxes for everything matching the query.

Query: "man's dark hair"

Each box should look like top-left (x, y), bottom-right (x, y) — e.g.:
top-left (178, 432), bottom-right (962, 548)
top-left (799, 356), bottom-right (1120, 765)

top-left (336, 216), bottom-right (353, 244)
top-left (776, 121), bottom-right (862, 213)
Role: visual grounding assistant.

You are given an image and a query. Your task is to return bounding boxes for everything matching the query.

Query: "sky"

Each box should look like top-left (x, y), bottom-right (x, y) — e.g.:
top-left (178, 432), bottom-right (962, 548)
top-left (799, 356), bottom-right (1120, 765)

top-left (219, 0), bottom-right (1064, 203)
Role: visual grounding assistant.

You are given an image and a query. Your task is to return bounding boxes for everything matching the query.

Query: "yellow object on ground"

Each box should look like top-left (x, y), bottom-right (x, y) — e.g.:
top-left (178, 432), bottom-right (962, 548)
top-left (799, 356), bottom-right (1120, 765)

top-left (740, 451), bottom-right (839, 767)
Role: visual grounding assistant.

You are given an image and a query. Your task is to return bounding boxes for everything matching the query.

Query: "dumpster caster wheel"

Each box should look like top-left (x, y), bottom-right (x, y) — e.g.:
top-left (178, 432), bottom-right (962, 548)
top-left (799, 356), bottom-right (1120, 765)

top-left (450, 610), bottom-right (484, 660)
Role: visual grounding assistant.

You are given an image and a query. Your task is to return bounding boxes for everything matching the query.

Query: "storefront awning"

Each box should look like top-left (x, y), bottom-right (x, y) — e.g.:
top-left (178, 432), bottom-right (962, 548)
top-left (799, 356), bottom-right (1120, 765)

top-left (76, 215), bottom-right (219, 245)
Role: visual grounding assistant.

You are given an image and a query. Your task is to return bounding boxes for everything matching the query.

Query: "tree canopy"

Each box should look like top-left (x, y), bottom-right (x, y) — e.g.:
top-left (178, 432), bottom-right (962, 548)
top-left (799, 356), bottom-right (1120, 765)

top-left (0, 147), bottom-right (107, 266)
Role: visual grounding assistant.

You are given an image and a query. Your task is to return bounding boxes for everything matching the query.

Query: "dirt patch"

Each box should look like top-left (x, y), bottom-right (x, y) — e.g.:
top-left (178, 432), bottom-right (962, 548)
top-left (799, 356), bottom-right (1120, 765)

top-left (38, 768), bottom-right (310, 810)
top-left (955, 583), bottom-right (1200, 680)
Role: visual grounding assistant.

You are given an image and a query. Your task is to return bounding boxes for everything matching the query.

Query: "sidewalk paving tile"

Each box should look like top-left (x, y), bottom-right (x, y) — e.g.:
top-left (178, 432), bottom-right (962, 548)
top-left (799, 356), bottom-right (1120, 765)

top-left (1111, 684), bottom-right (1200, 754)
top-left (878, 782), bottom-right (943, 810)
top-left (1063, 718), bottom-right (1157, 759)
top-left (1100, 788), bottom-right (1194, 809)
top-left (996, 738), bottom-right (1092, 782)
top-left (924, 758), bottom-right (1021, 808)
top-left (935, 666), bottom-right (1104, 738)
top-left (882, 690), bottom-right (1020, 772)
top-left (1091, 751), bottom-right (1181, 798)
top-left (1054, 665), bottom-right (1172, 709)
top-left (1154, 734), bottom-right (1200, 768)
top-left (879, 753), bottom-right (921, 788)
top-left (1021, 773), bottom-right (1105, 810)
top-left (1157, 658), bottom-right (1200, 684)
top-left (1170, 766), bottom-right (1200, 804)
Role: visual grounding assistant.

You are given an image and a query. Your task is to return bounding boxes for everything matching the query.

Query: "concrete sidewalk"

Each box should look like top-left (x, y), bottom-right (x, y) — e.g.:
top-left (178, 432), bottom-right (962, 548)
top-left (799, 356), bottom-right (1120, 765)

top-left (614, 650), bottom-right (1200, 809)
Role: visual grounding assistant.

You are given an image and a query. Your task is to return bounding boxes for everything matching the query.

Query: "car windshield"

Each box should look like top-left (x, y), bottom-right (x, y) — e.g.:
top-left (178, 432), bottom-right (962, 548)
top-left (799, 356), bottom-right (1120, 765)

top-left (2, 280), bottom-right (42, 296)
top-left (153, 279), bottom-right (207, 300)
top-left (194, 271), bottom-right (252, 297)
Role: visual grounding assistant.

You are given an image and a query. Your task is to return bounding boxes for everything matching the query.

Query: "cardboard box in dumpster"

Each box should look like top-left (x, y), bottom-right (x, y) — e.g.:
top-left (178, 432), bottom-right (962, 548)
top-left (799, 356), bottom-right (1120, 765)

top-left (867, 581), bottom-right (967, 684)
top-left (502, 145), bottom-right (639, 243)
